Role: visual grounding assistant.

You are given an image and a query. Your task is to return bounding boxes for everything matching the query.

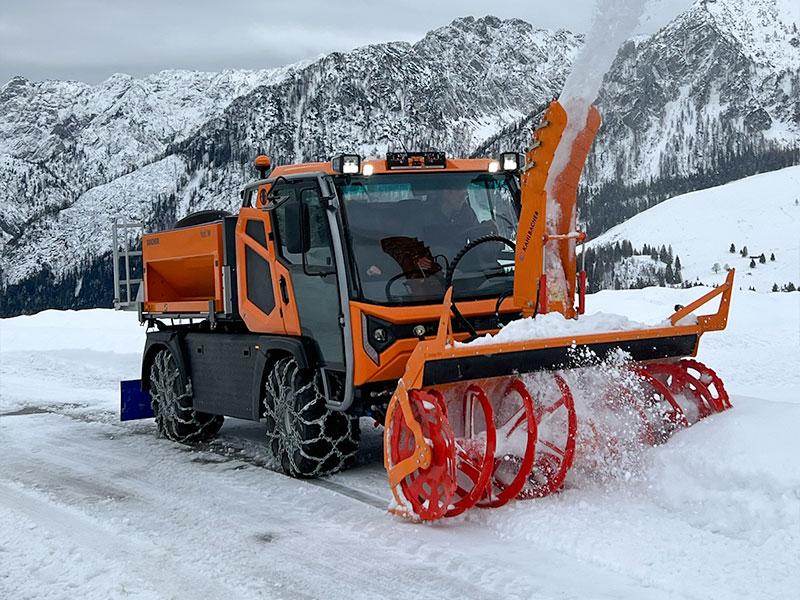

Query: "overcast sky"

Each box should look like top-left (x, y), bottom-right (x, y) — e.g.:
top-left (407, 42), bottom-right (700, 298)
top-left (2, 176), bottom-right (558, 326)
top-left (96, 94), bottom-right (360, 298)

top-left (1, 0), bottom-right (693, 85)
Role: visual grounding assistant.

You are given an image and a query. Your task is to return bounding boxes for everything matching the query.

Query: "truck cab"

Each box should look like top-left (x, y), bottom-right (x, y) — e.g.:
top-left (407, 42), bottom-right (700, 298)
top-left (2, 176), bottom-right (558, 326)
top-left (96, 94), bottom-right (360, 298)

top-left (123, 151), bottom-right (523, 476)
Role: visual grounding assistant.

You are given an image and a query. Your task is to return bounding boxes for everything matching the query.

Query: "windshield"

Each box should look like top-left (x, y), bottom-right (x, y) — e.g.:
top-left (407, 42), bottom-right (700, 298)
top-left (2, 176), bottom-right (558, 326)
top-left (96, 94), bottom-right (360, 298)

top-left (338, 171), bottom-right (518, 305)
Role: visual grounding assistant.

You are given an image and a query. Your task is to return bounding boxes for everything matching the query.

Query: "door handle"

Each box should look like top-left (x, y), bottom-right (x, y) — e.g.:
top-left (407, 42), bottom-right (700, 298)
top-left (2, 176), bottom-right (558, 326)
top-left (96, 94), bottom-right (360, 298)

top-left (279, 275), bottom-right (290, 304)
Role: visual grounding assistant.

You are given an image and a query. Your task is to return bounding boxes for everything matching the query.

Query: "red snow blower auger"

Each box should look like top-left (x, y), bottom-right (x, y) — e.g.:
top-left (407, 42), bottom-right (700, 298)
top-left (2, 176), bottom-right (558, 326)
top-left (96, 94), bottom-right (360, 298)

top-left (384, 100), bottom-right (734, 521)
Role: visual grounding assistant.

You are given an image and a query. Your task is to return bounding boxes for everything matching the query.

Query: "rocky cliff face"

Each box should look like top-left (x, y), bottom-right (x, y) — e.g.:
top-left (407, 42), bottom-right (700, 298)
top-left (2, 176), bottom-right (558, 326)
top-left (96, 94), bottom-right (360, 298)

top-left (0, 0), bottom-right (797, 315)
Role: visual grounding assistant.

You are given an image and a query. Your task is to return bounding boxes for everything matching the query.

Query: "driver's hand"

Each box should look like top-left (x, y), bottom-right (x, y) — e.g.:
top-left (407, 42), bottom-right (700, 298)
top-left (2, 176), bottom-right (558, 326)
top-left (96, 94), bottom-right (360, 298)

top-left (367, 265), bottom-right (382, 276)
top-left (416, 257), bottom-right (434, 270)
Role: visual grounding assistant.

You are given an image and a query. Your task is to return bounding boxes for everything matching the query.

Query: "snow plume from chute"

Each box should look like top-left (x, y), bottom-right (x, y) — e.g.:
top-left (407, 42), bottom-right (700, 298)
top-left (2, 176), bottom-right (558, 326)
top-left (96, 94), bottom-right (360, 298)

top-left (543, 0), bottom-right (688, 303)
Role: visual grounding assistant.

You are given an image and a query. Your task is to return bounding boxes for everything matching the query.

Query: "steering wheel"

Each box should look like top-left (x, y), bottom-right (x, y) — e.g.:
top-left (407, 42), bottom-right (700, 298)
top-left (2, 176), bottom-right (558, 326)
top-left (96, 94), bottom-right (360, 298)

top-left (445, 234), bottom-right (516, 341)
top-left (384, 270), bottom-right (445, 303)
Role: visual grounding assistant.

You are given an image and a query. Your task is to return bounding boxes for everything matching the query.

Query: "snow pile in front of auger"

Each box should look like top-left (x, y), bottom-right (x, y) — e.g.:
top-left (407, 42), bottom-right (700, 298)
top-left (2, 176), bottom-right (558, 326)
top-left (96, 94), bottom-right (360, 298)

top-left (464, 310), bottom-right (675, 347)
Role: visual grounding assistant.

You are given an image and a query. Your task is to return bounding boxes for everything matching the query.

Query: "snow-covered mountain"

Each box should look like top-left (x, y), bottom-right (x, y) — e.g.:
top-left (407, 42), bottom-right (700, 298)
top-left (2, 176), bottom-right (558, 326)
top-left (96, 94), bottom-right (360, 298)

top-left (578, 0), bottom-right (800, 233)
top-left (0, 15), bottom-right (581, 310)
top-left (0, 66), bottom-right (304, 241)
top-left (1, 0), bottom-right (798, 316)
top-left (589, 165), bottom-right (800, 292)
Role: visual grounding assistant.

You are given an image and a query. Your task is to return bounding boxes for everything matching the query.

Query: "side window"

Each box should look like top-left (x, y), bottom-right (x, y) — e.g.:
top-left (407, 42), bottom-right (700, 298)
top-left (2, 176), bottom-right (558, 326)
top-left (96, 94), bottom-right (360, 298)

top-left (467, 180), bottom-right (494, 223)
top-left (273, 187), bottom-right (302, 265)
top-left (301, 188), bottom-right (334, 270)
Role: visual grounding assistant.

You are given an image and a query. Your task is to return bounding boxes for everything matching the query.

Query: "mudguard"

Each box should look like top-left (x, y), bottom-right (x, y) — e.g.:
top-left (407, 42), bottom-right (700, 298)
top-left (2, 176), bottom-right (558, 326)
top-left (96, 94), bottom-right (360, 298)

top-left (120, 379), bottom-right (154, 421)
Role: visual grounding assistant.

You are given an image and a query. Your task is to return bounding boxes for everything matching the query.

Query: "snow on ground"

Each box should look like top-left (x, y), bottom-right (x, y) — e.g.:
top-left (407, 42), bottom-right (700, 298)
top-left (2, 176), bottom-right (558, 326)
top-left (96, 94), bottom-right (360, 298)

top-left (1, 287), bottom-right (799, 599)
top-left (590, 165), bottom-right (800, 292)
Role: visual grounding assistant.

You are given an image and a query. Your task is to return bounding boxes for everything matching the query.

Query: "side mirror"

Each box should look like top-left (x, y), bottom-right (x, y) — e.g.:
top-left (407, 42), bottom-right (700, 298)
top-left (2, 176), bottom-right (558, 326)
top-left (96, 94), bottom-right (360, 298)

top-left (283, 200), bottom-right (311, 255)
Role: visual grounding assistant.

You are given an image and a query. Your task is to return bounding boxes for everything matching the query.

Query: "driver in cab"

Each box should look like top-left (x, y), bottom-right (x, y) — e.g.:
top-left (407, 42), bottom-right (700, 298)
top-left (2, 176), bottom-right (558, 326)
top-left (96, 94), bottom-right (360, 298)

top-left (366, 188), bottom-right (496, 277)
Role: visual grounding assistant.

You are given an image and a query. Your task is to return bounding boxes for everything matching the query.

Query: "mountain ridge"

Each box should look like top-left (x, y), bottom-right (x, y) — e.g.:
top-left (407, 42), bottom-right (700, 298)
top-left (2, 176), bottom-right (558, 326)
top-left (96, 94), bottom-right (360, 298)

top-left (1, 0), bottom-right (798, 316)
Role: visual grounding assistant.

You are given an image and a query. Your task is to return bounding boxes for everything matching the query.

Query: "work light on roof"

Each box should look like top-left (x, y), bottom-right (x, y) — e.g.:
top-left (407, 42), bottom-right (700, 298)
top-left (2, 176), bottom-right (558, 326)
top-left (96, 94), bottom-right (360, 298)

top-left (499, 152), bottom-right (523, 172)
top-left (331, 154), bottom-right (361, 174)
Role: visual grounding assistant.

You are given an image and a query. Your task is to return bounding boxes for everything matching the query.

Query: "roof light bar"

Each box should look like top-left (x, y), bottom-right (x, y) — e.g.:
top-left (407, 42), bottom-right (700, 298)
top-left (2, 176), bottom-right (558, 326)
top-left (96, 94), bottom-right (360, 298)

top-left (386, 151), bottom-right (447, 170)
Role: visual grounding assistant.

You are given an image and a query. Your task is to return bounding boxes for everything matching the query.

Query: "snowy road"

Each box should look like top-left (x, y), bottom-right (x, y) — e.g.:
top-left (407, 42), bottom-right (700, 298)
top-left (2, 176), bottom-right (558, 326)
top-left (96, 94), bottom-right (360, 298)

top-left (2, 288), bottom-right (799, 599)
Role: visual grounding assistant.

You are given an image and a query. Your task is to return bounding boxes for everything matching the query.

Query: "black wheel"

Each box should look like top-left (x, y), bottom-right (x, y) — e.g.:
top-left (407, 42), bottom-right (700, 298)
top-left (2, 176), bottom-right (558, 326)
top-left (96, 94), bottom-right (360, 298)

top-left (263, 357), bottom-right (360, 477)
top-left (148, 348), bottom-right (224, 443)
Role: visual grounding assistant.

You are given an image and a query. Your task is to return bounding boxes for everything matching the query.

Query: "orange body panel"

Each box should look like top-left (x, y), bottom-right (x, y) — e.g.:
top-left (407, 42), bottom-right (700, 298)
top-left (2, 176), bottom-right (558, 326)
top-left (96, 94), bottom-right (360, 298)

top-left (513, 103), bottom-right (567, 315)
top-left (235, 208), bottom-right (287, 334)
top-left (142, 223), bottom-right (224, 314)
top-left (548, 106), bottom-right (601, 317)
top-left (350, 299), bottom-right (518, 386)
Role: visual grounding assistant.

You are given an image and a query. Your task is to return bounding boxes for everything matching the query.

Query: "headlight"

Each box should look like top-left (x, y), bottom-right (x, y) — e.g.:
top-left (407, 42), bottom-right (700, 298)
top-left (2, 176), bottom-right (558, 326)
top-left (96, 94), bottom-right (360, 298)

top-left (362, 163), bottom-right (374, 176)
top-left (488, 160), bottom-right (501, 173)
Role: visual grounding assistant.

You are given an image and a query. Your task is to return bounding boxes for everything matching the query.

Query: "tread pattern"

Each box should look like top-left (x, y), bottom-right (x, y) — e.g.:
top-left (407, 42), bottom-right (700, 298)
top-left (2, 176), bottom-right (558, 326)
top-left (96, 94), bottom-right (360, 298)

top-left (263, 357), bottom-right (359, 477)
top-left (149, 349), bottom-right (224, 444)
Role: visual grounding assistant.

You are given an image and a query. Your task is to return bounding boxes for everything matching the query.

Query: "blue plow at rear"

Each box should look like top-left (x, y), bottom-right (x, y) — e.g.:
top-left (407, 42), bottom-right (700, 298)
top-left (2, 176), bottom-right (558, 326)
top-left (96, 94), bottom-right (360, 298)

top-left (120, 379), bottom-right (154, 421)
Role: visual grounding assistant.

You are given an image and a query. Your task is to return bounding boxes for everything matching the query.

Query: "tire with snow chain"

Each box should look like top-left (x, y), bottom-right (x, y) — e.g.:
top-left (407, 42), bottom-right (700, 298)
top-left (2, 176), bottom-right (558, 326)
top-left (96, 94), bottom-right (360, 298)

top-left (148, 348), bottom-right (224, 444)
top-left (263, 357), bottom-right (360, 478)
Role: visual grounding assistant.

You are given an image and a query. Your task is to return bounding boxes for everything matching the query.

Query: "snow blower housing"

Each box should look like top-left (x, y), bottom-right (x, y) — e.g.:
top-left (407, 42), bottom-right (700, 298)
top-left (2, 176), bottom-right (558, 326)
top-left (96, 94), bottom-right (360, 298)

top-left (118, 100), bottom-right (734, 519)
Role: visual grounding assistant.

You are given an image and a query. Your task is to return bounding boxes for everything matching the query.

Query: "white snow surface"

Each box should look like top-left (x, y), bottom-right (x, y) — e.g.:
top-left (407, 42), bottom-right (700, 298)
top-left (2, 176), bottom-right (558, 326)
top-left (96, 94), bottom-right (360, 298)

top-left (466, 311), bottom-right (659, 347)
top-left (590, 165), bottom-right (800, 292)
top-left (1, 286), bottom-right (799, 599)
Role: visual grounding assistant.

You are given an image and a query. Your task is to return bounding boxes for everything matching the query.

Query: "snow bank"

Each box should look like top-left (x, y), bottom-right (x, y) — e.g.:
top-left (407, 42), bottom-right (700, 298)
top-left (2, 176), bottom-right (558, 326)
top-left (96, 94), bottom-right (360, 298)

top-left (0, 309), bottom-right (145, 354)
top-left (589, 165), bottom-right (800, 292)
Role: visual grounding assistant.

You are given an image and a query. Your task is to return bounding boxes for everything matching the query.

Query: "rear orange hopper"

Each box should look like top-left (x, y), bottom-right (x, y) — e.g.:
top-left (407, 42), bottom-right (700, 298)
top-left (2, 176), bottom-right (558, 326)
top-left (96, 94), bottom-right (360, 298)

top-left (142, 223), bottom-right (225, 314)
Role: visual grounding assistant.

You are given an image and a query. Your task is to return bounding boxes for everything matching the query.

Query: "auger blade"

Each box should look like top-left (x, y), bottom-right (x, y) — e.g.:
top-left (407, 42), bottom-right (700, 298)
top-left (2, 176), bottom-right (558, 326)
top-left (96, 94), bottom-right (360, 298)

top-left (443, 384), bottom-right (497, 518)
top-left (476, 378), bottom-right (538, 509)
top-left (386, 388), bottom-right (457, 521)
top-left (517, 373), bottom-right (578, 499)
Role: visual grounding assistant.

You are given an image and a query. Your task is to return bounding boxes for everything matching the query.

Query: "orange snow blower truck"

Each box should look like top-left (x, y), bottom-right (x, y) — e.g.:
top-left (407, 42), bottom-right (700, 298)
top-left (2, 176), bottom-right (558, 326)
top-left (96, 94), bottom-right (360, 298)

top-left (117, 101), bottom-right (734, 520)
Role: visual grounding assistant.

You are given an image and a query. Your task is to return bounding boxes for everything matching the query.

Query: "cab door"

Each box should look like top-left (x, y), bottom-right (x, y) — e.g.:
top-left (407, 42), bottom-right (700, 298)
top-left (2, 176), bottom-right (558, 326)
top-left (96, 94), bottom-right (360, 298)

top-left (235, 184), bottom-right (299, 336)
top-left (271, 181), bottom-right (345, 370)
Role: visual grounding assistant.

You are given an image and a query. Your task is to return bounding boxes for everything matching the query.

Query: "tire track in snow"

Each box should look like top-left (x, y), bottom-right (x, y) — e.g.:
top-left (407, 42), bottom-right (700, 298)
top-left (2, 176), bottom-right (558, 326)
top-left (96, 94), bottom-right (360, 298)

top-left (0, 482), bottom-right (241, 600)
top-left (0, 403), bottom-right (390, 511)
top-left (0, 410), bottom-right (678, 600)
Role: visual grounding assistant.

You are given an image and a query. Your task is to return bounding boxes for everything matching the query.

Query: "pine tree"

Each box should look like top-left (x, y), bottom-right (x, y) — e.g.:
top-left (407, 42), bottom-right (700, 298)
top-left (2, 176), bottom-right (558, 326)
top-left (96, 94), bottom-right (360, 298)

top-left (665, 263), bottom-right (675, 284)
top-left (659, 245), bottom-right (668, 264)
top-left (623, 240), bottom-right (633, 258)
top-left (729, 243), bottom-right (736, 253)
top-left (786, 282), bottom-right (797, 292)
top-left (759, 253), bottom-right (766, 264)
top-left (770, 253), bottom-right (775, 261)
top-left (772, 283), bottom-right (779, 292)
top-left (712, 263), bottom-right (721, 273)
top-left (741, 245), bottom-right (748, 257)
top-left (749, 258), bottom-right (756, 268)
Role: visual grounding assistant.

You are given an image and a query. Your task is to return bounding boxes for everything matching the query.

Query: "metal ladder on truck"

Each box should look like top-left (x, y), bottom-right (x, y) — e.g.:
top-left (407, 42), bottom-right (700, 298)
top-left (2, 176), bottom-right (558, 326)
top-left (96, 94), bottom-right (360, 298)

top-left (111, 218), bottom-right (144, 313)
